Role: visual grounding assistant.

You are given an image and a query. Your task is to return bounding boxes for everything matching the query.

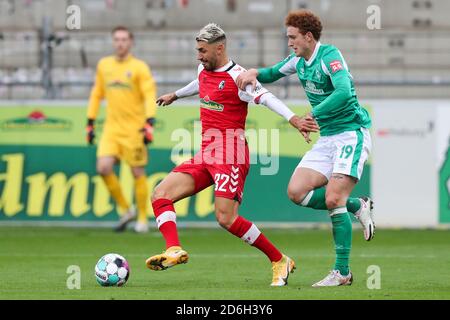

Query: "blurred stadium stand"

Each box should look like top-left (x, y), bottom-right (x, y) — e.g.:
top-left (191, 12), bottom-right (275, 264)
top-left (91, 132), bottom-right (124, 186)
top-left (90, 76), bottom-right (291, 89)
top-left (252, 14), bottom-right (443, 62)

top-left (0, 0), bottom-right (449, 99)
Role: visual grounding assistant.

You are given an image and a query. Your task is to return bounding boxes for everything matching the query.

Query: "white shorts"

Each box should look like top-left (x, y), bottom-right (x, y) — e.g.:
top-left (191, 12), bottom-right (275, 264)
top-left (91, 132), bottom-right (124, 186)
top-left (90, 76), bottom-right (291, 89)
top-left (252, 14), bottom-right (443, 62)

top-left (297, 128), bottom-right (372, 180)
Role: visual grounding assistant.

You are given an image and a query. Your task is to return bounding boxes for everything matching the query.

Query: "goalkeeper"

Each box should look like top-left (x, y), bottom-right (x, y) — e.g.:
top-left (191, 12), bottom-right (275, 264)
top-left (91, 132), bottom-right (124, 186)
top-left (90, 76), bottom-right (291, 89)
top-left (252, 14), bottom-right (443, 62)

top-left (86, 26), bottom-right (157, 233)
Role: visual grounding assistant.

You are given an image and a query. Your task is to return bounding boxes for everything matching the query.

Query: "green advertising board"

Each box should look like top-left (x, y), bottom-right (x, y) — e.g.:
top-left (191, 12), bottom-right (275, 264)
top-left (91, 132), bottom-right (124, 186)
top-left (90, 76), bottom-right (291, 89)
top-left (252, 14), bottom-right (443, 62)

top-left (0, 104), bottom-right (370, 224)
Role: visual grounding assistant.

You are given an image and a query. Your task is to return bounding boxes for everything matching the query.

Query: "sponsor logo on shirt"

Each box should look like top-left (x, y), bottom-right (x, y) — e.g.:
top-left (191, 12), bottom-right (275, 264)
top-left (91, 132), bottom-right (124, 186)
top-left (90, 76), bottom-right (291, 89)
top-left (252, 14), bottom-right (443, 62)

top-left (304, 80), bottom-right (325, 94)
top-left (200, 95), bottom-right (224, 112)
top-left (330, 60), bottom-right (344, 73)
top-left (107, 80), bottom-right (132, 89)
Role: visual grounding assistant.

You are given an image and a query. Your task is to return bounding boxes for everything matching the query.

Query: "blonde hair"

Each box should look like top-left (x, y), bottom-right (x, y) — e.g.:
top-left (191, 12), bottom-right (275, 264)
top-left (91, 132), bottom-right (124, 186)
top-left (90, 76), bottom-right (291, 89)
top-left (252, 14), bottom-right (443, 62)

top-left (196, 23), bottom-right (226, 44)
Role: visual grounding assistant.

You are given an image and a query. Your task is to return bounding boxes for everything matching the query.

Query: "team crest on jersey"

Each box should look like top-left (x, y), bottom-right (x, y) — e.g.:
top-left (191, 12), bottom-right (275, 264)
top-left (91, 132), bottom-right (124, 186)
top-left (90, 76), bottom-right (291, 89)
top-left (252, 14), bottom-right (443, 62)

top-left (219, 80), bottom-right (226, 90)
top-left (314, 69), bottom-right (322, 81)
top-left (200, 95), bottom-right (224, 112)
top-left (126, 71), bottom-right (132, 78)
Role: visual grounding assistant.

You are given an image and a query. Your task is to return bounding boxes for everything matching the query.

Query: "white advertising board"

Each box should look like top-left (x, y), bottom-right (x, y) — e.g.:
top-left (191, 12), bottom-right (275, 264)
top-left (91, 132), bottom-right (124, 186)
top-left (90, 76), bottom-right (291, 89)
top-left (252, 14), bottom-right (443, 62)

top-left (371, 100), bottom-right (440, 227)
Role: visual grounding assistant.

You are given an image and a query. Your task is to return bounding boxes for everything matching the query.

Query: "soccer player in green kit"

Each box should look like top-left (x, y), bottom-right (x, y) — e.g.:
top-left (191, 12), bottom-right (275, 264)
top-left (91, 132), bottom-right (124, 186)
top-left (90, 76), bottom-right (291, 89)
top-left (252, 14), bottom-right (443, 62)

top-left (237, 10), bottom-right (375, 287)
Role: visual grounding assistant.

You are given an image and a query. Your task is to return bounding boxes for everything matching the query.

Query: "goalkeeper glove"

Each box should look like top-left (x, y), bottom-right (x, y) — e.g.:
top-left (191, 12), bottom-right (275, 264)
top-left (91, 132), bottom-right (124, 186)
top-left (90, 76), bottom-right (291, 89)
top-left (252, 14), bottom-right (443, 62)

top-left (143, 118), bottom-right (155, 145)
top-left (86, 119), bottom-right (95, 145)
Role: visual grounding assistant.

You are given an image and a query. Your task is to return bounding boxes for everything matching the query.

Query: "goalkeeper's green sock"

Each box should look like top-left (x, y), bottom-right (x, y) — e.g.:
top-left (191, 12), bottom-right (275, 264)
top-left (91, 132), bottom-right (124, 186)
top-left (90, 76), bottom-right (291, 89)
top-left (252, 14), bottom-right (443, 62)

top-left (330, 208), bottom-right (352, 276)
top-left (299, 188), bottom-right (361, 213)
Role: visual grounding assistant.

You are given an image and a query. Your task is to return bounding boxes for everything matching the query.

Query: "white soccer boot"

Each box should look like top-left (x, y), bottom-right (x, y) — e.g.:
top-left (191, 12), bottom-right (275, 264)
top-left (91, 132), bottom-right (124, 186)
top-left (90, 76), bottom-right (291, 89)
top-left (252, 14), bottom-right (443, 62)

top-left (312, 270), bottom-right (353, 287)
top-left (354, 197), bottom-right (375, 241)
top-left (134, 221), bottom-right (149, 233)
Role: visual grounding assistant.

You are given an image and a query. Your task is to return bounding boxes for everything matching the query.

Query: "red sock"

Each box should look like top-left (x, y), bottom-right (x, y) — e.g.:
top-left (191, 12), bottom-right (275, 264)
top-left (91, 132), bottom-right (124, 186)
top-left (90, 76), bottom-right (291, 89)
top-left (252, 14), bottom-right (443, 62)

top-left (152, 199), bottom-right (180, 249)
top-left (228, 216), bottom-right (282, 262)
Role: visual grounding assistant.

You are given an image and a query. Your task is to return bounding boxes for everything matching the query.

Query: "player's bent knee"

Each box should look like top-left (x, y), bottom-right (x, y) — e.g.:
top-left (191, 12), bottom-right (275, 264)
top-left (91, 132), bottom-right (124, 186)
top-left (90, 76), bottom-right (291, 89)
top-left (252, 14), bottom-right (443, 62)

top-left (287, 185), bottom-right (309, 205)
top-left (151, 186), bottom-right (171, 202)
top-left (215, 210), bottom-right (235, 229)
top-left (216, 216), bottom-right (233, 229)
top-left (97, 165), bottom-right (113, 176)
top-left (325, 194), bottom-right (345, 210)
top-left (131, 168), bottom-right (146, 179)
top-left (287, 189), bottom-right (304, 204)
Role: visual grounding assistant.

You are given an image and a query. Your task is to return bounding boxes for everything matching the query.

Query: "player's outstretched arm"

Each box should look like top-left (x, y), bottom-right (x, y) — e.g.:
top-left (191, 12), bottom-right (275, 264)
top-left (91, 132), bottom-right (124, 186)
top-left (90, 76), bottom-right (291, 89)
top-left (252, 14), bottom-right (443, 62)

top-left (258, 92), bottom-right (319, 143)
top-left (157, 79), bottom-right (200, 107)
top-left (156, 92), bottom-right (178, 106)
top-left (237, 81), bottom-right (319, 143)
top-left (86, 61), bottom-right (105, 145)
top-left (237, 54), bottom-right (298, 90)
top-left (288, 114), bottom-right (319, 144)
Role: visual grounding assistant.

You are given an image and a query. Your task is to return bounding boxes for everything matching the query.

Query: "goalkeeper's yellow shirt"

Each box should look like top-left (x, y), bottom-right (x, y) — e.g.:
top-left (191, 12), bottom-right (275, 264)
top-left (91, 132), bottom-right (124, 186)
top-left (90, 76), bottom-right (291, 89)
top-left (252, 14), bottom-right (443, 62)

top-left (87, 54), bottom-right (157, 136)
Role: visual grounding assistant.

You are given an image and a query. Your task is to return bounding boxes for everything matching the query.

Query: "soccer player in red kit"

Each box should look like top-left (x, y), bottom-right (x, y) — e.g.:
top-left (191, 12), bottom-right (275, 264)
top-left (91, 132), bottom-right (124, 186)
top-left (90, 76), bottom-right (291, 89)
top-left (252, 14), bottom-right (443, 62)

top-left (147, 23), bottom-right (319, 286)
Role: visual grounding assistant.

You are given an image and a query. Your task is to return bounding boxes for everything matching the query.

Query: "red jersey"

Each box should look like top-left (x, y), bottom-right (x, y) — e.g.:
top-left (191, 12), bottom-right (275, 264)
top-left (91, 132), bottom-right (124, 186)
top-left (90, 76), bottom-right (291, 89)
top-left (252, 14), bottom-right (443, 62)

top-left (196, 61), bottom-right (268, 151)
top-left (172, 60), bottom-right (269, 203)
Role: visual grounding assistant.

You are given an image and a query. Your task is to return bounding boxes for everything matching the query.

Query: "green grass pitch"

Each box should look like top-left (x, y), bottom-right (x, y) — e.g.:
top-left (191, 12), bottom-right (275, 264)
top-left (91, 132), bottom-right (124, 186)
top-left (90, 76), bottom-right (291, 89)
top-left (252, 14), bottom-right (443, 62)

top-left (0, 227), bottom-right (449, 300)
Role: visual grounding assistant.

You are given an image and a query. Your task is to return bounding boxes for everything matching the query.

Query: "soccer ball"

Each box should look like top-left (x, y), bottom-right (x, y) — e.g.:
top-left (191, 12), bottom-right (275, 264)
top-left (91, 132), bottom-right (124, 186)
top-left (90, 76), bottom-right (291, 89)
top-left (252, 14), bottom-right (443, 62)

top-left (95, 253), bottom-right (130, 287)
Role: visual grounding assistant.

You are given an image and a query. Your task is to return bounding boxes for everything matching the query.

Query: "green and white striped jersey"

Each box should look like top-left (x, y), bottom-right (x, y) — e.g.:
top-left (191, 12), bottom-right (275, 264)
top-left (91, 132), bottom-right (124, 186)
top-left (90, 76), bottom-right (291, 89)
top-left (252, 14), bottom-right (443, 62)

top-left (257, 42), bottom-right (371, 136)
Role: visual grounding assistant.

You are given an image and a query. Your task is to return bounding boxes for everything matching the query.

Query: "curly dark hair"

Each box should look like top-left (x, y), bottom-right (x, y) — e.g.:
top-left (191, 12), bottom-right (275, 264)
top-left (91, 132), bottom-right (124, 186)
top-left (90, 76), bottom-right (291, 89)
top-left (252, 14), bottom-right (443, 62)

top-left (285, 10), bottom-right (322, 41)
